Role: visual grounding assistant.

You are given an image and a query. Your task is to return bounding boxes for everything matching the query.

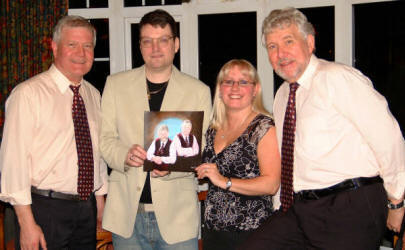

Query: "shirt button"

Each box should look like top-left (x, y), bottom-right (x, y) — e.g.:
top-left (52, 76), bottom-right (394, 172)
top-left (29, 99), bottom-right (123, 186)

top-left (136, 187), bottom-right (141, 191)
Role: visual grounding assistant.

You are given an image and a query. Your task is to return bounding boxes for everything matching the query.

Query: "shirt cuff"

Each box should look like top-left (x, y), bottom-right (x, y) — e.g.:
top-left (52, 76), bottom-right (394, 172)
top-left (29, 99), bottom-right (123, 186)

top-left (95, 183), bottom-right (108, 196)
top-left (0, 187), bottom-right (32, 206)
top-left (384, 171), bottom-right (405, 200)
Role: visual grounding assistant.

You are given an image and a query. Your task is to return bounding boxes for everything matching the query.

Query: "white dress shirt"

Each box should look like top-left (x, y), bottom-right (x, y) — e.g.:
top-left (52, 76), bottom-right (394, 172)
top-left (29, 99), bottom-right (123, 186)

top-left (273, 55), bottom-right (405, 208)
top-left (0, 64), bottom-right (108, 205)
top-left (173, 133), bottom-right (199, 157)
top-left (146, 139), bottom-right (176, 164)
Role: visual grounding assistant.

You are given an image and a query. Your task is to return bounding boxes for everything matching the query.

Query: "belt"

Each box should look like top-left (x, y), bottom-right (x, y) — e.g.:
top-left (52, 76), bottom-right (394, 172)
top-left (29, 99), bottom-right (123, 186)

top-left (138, 203), bottom-right (154, 212)
top-left (294, 176), bottom-right (383, 201)
top-left (31, 187), bottom-right (81, 201)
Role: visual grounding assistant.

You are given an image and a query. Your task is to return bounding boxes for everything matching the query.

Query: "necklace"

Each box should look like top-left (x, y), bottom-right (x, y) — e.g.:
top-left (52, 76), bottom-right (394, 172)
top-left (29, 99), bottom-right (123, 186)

top-left (220, 111), bottom-right (254, 139)
top-left (146, 82), bottom-right (168, 100)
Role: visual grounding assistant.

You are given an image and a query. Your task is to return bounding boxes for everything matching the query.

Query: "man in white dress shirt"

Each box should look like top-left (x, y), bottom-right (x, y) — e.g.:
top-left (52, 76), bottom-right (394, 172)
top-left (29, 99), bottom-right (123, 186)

top-left (173, 119), bottom-right (199, 158)
top-left (239, 7), bottom-right (405, 250)
top-left (0, 15), bottom-right (108, 250)
top-left (146, 124), bottom-right (176, 171)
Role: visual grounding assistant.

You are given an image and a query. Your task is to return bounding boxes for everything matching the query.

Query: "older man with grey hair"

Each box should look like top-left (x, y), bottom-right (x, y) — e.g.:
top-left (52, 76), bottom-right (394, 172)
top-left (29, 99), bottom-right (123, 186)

top-left (239, 7), bottom-right (405, 250)
top-left (173, 119), bottom-right (199, 158)
top-left (146, 124), bottom-right (176, 171)
top-left (0, 15), bottom-right (108, 249)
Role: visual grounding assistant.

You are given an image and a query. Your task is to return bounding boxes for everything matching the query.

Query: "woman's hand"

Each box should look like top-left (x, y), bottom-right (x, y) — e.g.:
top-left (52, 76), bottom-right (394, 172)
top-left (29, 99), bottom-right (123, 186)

top-left (195, 163), bottom-right (227, 189)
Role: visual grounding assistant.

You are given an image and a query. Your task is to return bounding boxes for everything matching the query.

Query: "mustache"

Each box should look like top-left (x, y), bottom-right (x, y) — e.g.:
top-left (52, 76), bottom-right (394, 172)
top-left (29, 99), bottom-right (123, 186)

top-left (277, 58), bottom-right (293, 66)
top-left (71, 59), bottom-right (87, 64)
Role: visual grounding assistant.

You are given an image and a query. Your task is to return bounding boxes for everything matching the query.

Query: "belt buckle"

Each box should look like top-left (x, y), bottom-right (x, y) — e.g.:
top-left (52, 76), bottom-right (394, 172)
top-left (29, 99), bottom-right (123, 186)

top-left (296, 190), bottom-right (320, 200)
top-left (350, 178), bottom-right (361, 189)
top-left (308, 190), bottom-right (320, 200)
top-left (49, 190), bottom-right (58, 199)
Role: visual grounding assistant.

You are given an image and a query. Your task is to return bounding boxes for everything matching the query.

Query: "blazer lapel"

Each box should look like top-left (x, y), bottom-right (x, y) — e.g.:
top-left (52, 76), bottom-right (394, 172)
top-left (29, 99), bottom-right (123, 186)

top-left (161, 66), bottom-right (185, 111)
top-left (130, 66), bottom-right (150, 112)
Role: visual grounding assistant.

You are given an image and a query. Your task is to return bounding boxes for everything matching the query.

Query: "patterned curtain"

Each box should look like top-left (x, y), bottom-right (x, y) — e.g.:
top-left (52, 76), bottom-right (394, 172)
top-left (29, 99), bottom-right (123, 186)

top-left (0, 0), bottom-right (68, 138)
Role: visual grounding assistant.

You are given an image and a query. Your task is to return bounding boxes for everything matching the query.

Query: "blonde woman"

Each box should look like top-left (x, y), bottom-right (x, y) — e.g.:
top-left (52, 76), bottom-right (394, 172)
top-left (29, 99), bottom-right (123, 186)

top-left (195, 59), bottom-right (281, 250)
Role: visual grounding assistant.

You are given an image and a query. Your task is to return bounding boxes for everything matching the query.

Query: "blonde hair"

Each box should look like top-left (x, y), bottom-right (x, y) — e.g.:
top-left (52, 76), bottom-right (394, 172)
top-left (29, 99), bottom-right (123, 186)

top-left (210, 59), bottom-right (270, 130)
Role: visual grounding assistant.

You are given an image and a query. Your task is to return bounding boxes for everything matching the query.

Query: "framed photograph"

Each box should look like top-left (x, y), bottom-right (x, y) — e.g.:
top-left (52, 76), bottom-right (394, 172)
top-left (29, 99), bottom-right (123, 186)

top-left (143, 111), bottom-right (204, 172)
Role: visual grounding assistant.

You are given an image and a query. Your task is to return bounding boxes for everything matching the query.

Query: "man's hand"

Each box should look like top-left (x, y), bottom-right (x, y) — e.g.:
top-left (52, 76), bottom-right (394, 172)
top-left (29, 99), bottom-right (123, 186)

top-left (20, 222), bottom-right (47, 250)
top-left (152, 156), bottom-right (162, 165)
top-left (387, 206), bottom-right (404, 233)
top-left (14, 205), bottom-right (47, 250)
top-left (125, 144), bottom-right (147, 167)
top-left (95, 195), bottom-right (106, 232)
top-left (151, 169), bottom-right (170, 178)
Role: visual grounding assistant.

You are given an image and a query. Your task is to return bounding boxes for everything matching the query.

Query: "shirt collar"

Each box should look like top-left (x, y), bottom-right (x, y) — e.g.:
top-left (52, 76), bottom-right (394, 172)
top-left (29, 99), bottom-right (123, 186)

top-left (49, 64), bottom-right (84, 94)
top-left (296, 54), bottom-right (319, 90)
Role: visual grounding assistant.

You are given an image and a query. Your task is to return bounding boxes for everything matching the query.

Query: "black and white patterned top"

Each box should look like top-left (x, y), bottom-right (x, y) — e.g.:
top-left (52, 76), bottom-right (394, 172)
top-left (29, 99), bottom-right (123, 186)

top-left (202, 114), bottom-right (275, 232)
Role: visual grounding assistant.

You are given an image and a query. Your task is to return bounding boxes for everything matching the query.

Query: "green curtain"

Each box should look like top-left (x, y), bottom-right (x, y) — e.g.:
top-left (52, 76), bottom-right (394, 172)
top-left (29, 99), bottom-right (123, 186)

top-left (0, 0), bottom-right (68, 138)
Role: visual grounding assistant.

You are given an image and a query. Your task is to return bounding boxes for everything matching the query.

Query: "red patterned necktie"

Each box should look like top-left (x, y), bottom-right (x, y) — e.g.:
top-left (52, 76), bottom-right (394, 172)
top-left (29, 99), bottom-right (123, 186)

top-left (280, 82), bottom-right (299, 212)
top-left (70, 85), bottom-right (94, 200)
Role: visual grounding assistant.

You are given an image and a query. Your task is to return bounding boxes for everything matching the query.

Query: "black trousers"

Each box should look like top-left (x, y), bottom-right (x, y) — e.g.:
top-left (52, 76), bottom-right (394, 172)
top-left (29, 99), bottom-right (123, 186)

top-left (202, 228), bottom-right (254, 250)
top-left (15, 193), bottom-right (97, 250)
top-left (238, 183), bottom-right (387, 250)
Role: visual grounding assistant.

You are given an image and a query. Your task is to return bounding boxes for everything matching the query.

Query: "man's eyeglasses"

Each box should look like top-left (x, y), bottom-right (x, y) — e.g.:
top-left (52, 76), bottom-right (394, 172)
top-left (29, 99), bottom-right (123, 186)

top-left (221, 79), bottom-right (254, 87)
top-left (140, 36), bottom-right (174, 48)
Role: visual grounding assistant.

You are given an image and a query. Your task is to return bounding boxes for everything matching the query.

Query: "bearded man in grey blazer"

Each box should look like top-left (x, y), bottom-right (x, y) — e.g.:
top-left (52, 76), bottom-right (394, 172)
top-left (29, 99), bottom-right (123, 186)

top-left (100, 9), bottom-right (212, 250)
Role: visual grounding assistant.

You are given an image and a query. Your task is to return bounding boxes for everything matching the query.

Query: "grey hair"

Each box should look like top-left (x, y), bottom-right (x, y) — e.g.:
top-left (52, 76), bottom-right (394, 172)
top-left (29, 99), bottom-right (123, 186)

top-left (181, 120), bottom-right (192, 129)
top-left (158, 124), bottom-right (169, 133)
top-left (53, 15), bottom-right (96, 46)
top-left (262, 7), bottom-right (314, 42)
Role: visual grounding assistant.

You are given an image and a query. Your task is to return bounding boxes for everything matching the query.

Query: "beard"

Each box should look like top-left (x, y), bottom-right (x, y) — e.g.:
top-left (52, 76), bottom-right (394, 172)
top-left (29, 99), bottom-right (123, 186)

top-left (274, 59), bottom-right (304, 83)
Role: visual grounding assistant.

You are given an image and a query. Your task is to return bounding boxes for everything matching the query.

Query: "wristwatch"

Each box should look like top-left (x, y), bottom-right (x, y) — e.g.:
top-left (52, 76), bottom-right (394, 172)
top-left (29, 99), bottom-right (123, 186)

top-left (387, 200), bottom-right (404, 209)
top-left (225, 177), bottom-right (232, 191)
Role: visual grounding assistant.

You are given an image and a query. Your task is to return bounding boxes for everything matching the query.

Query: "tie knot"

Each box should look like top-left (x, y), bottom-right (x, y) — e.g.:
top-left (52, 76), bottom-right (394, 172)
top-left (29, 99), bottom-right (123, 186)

top-left (289, 82), bottom-right (299, 93)
top-left (70, 85), bottom-right (81, 95)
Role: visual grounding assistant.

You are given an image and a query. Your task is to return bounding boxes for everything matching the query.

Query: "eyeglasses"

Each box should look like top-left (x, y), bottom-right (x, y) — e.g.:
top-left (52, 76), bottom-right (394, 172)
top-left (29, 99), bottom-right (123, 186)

top-left (221, 79), bottom-right (254, 87)
top-left (140, 36), bottom-right (174, 48)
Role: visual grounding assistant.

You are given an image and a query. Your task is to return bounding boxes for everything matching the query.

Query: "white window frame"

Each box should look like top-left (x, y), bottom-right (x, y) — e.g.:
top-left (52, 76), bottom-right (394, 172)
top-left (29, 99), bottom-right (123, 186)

top-left (69, 0), bottom-right (395, 111)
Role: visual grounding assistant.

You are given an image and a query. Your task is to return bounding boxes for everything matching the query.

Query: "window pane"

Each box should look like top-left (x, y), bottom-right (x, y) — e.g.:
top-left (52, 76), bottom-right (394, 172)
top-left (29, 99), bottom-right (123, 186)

top-left (131, 23), bottom-right (180, 69)
top-left (145, 0), bottom-right (162, 6)
top-left (165, 0), bottom-right (182, 5)
top-left (69, 0), bottom-right (108, 8)
top-left (84, 61), bottom-right (110, 93)
top-left (273, 6), bottom-right (335, 94)
top-left (125, 0), bottom-right (162, 7)
top-left (69, 0), bottom-right (86, 9)
top-left (89, 19), bottom-right (110, 58)
top-left (198, 12), bottom-right (257, 97)
top-left (354, 1), bottom-right (405, 134)
top-left (124, 0), bottom-right (182, 7)
top-left (124, 0), bottom-right (143, 7)
top-left (89, 0), bottom-right (108, 8)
